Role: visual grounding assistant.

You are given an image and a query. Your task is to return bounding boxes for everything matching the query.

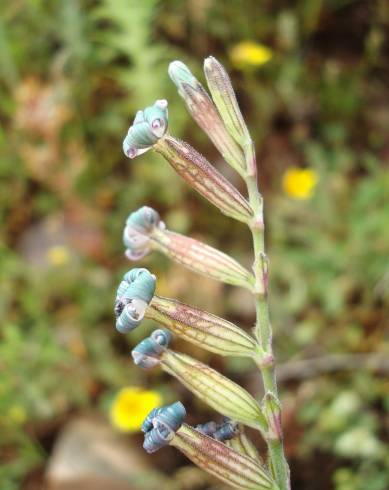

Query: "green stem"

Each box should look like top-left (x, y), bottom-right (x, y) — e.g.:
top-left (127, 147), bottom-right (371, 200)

top-left (244, 142), bottom-right (290, 490)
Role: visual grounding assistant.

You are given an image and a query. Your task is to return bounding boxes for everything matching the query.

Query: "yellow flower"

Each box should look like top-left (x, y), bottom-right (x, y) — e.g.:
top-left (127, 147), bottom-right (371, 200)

top-left (110, 387), bottom-right (162, 432)
top-left (47, 245), bottom-right (70, 266)
top-left (230, 41), bottom-right (273, 69)
top-left (282, 167), bottom-right (318, 200)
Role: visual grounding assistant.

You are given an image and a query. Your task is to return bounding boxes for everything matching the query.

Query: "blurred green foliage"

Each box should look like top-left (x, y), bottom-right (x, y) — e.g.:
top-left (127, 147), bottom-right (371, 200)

top-left (0, 1), bottom-right (388, 489)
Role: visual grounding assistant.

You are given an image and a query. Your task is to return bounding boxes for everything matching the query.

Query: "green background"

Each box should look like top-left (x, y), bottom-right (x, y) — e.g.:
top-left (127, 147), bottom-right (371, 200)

top-left (1, 1), bottom-right (388, 489)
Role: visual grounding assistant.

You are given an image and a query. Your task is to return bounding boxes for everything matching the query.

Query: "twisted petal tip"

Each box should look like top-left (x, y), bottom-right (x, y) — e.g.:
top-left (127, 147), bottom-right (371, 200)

top-left (142, 401), bottom-right (186, 453)
top-left (123, 100), bottom-right (169, 159)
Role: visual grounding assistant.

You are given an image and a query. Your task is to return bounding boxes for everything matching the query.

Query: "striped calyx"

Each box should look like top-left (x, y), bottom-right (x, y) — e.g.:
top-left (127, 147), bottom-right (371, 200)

top-left (172, 425), bottom-right (278, 489)
top-left (124, 206), bottom-right (253, 288)
top-left (146, 295), bottom-right (259, 357)
top-left (160, 350), bottom-right (267, 432)
top-left (203, 57), bottom-right (250, 149)
top-left (226, 424), bottom-right (262, 462)
top-left (132, 331), bottom-right (266, 431)
top-left (154, 135), bottom-right (253, 223)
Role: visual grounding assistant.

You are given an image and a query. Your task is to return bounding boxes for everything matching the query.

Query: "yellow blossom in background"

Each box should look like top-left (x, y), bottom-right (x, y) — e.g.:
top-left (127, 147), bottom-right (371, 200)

top-left (110, 387), bottom-right (162, 432)
top-left (47, 245), bottom-right (70, 266)
top-left (282, 167), bottom-right (318, 200)
top-left (230, 41), bottom-right (273, 69)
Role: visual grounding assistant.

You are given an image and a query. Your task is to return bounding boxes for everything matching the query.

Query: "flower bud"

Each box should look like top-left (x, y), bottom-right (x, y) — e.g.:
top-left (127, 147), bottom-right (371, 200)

top-left (132, 333), bottom-right (266, 432)
top-left (114, 268), bottom-right (156, 334)
top-left (168, 60), bottom-right (246, 175)
top-left (162, 350), bottom-right (266, 431)
top-left (142, 401), bottom-right (186, 453)
top-left (142, 404), bottom-right (277, 489)
top-left (196, 418), bottom-right (239, 442)
top-left (204, 56), bottom-right (250, 148)
top-left (154, 135), bottom-right (253, 223)
top-left (146, 295), bottom-right (259, 357)
top-left (172, 424), bottom-right (277, 489)
top-left (131, 329), bottom-right (171, 368)
top-left (123, 99), bottom-right (168, 159)
top-left (123, 206), bottom-right (165, 260)
top-left (124, 206), bottom-right (254, 289)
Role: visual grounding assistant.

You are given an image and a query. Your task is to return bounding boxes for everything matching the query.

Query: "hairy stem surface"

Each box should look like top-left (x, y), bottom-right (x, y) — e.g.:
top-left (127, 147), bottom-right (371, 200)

top-left (245, 142), bottom-right (290, 490)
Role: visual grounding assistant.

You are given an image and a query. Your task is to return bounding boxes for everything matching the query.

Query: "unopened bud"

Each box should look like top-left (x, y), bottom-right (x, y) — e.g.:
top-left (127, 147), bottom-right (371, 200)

top-left (169, 60), bottom-right (246, 175)
top-left (204, 56), bottom-right (250, 148)
top-left (142, 401), bottom-right (186, 453)
top-left (124, 206), bottom-right (254, 289)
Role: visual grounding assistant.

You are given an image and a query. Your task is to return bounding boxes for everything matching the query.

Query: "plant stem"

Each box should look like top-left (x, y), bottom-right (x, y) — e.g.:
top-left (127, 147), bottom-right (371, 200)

top-left (244, 142), bottom-right (290, 490)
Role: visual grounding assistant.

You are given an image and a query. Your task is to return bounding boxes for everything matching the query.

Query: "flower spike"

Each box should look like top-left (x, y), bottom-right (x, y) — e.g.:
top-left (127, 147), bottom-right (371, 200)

top-left (114, 268), bottom-right (156, 333)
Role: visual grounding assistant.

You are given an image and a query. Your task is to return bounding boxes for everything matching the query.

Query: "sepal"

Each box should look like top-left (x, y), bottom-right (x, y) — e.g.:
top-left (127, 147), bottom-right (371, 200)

top-left (172, 424), bottom-right (278, 489)
top-left (154, 135), bottom-right (253, 223)
top-left (226, 424), bottom-right (261, 461)
top-left (123, 206), bottom-right (254, 289)
top-left (204, 56), bottom-right (250, 148)
top-left (161, 349), bottom-right (267, 432)
top-left (146, 295), bottom-right (259, 357)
